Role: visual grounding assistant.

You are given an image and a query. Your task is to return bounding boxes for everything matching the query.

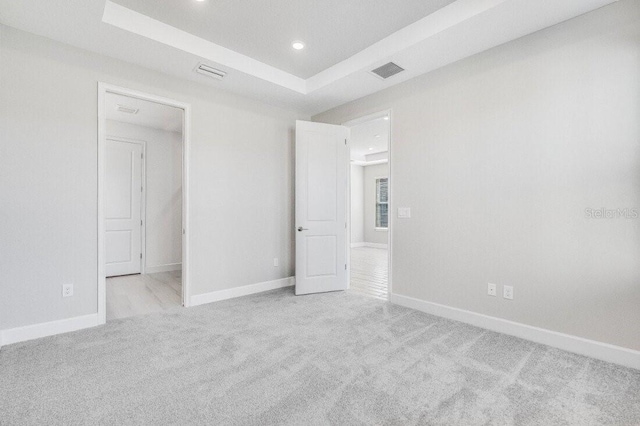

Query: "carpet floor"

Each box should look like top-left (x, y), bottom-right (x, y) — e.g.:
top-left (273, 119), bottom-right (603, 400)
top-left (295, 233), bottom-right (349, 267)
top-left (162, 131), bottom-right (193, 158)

top-left (1, 288), bottom-right (639, 425)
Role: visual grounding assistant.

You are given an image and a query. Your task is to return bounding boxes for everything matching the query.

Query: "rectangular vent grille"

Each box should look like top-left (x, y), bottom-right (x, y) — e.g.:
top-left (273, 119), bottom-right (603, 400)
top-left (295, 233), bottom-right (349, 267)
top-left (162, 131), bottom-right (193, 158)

top-left (195, 63), bottom-right (227, 80)
top-left (116, 105), bottom-right (139, 114)
top-left (370, 62), bottom-right (405, 80)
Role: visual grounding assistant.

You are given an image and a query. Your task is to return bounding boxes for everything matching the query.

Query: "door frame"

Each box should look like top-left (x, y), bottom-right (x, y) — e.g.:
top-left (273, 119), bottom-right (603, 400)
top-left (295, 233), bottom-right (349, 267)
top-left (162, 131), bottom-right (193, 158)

top-left (97, 83), bottom-right (192, 324)
top-left (105, 136), bottom-right (147, 276)
top-left (342, 109), bottom-right (393, 300)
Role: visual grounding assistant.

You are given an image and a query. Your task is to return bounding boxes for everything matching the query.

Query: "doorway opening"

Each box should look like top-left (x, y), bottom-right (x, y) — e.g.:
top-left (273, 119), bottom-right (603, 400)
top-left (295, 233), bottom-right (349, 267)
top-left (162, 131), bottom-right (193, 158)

top-left (97, 84), bottom-right (191, 324)
top-left (345, 111), bottom-right (391, 300)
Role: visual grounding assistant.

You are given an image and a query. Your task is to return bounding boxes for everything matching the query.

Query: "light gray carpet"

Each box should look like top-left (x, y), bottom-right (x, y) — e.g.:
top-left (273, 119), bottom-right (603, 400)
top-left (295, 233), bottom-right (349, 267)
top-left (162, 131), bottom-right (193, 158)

top-left (1, 288), bottom-right (639, 425)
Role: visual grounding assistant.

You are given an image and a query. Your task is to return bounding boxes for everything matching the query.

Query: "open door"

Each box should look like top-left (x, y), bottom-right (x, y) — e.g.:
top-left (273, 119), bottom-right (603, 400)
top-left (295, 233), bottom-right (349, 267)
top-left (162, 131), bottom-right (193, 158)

top-left (295, 120), bottom-right (349, 295)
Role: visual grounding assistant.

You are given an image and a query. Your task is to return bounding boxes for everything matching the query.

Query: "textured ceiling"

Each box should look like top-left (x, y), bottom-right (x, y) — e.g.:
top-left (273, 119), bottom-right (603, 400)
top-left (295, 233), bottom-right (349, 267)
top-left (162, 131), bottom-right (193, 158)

top-left (350, 117), bottom-right (390, 161)
top-left (0, 0), bottom-right (619, 115)
top-left (111, 0), bottom-right (457, 78)
top-left (106, 93), bottom-right (183, 132)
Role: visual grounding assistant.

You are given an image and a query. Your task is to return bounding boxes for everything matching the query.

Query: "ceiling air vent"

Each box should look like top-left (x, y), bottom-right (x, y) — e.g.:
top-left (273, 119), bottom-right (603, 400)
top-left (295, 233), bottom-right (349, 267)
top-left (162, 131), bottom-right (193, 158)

top-left (116, 104), bottom-right (139, 114)
top-left (195, 63), bottom-right (227, 80)
top-left (370, 62), bottom-right (405, 80)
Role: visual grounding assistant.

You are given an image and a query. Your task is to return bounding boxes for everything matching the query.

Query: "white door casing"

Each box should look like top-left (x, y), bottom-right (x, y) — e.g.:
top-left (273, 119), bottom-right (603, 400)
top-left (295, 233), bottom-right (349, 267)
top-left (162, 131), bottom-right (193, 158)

top-left (105, 139), bottom-right (143, 277)
top-left (98, 82), bottom-right (192, 325)
top-left (295, 120), bottom-right (349, 295)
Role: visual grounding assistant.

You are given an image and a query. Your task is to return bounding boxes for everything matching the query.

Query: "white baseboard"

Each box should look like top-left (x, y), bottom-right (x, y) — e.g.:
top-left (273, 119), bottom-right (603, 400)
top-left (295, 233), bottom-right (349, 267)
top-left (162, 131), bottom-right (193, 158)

top-left (390, 293), bottom-right (640, 371)
top-left (145, 263), bottom-right (182, 274)
top-left (190, 277), bottom-right (295, 307)
top-left (365, 242), bottom-right (388, 249)
top-left (351, 242), bottom-right (388, 249)
top-left (0, 313), bottom-right (99, 347)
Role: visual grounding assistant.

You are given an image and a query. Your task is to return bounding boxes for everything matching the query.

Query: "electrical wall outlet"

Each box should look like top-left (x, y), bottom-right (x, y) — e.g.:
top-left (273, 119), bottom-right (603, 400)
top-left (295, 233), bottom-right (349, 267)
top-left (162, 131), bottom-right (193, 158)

top-left (273, 258), bottom-right (279, 267)
top-left (503, 285), bottom-right (514, 300)
top-left (487, 283), bottom-right (497, 297)
top-left (62, 284), bottom-right (73, 298)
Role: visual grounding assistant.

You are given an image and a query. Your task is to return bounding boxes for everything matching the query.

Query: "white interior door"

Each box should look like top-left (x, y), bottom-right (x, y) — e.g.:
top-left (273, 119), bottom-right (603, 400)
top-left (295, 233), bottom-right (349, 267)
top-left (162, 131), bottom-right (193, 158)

top-left (105, 139), bottom-right (143, 277)
top-left (295, 120), bottom-right (349, 295)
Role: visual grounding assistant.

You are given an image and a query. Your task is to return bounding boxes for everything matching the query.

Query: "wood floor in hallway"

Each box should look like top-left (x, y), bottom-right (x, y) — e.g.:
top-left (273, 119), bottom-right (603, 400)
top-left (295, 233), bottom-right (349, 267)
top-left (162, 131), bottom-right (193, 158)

top-left (349, 246), bottom-right (388, 300)
top-left (106, 271), bottom-right (182, 321)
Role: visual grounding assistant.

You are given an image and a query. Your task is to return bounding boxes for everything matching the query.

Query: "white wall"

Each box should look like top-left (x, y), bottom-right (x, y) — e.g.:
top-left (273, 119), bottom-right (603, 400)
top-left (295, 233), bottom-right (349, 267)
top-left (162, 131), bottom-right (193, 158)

top-left (106, 121), bottom-right (182, 272)
top-left (350, 165), bottom-right (364, 244)
top-left (0, 25), bottom-right (306, 331)
top-left (314, 0), bottom-right (640, 351)
top-left (363, 163), bottom-right (389, 245)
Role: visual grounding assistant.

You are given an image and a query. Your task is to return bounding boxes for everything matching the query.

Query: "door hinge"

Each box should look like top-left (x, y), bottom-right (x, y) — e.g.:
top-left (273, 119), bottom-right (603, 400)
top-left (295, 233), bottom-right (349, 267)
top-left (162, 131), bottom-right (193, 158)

top-left (141, 153), bottom-right (144, 159)
top-left (140, 220), bottom-right (143, 226)
top-left (141, 186), bottom-right (143, 192)
top-left (345, 264), bottom-right (347, 270)
top-left (140, 253), bottom-right (142, 259)
top-left (345, 139), bottom-right (347, 145)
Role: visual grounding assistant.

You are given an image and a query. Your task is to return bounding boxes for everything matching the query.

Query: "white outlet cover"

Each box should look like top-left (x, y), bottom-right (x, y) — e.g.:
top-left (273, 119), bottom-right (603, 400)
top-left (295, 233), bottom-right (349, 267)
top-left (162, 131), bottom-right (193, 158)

top-left (487, 283), bottom-right (497, 297)
top-left (398, 207), bottom-right (411, 218)
top-left (62, 284), bottom-right (73, 297)
top-left (503, 285), bottom-right (514, 300)
top-left (273, 258), bottom-right (279, 267)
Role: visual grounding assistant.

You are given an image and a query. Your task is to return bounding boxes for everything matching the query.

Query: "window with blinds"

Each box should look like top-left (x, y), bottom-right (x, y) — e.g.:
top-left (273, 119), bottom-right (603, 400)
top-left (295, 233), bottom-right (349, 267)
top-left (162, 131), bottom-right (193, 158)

top-left (376, 177), bottom-right (388, 228)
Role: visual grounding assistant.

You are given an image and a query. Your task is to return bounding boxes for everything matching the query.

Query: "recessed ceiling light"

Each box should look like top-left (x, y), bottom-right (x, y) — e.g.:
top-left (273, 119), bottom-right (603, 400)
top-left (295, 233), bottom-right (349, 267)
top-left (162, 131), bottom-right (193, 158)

top-left (375, 134), bottom-right (381, 138)
top-left (195, 0), bottom-right (206, 2)
top-left (292, 41), bottom-right (305, 50)
top-left (383, 116), bottom-right (389, 120)
top-left (369, 147), bottom-right (374, 151)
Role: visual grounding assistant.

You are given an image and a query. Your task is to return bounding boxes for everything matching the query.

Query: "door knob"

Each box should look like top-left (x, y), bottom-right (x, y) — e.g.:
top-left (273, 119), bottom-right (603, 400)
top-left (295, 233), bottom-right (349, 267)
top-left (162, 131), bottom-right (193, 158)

top-left (297, 226), bottom-right (309, 232)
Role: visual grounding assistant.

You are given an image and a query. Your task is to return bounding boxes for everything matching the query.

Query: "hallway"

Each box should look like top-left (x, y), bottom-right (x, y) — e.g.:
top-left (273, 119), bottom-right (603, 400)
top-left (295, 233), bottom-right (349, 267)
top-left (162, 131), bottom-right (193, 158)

top-left (349, 247), bottom-right (388, 300)
top-left (106, 271), bottom-right (182, 321)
